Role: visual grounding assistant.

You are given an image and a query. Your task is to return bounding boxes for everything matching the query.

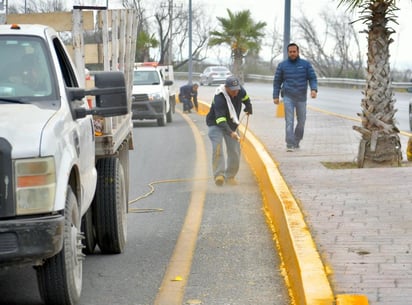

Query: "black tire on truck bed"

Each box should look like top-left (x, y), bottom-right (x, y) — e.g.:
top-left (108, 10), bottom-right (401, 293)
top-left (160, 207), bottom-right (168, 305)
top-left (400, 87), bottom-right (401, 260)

top-left (94, 157), bottom-right (127, 254)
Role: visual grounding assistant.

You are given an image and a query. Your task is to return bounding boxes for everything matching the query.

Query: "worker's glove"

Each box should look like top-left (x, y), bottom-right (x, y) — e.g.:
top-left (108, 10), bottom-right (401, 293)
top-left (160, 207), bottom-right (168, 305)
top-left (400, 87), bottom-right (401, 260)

top-left (244, 107), bottom-right (252, 115)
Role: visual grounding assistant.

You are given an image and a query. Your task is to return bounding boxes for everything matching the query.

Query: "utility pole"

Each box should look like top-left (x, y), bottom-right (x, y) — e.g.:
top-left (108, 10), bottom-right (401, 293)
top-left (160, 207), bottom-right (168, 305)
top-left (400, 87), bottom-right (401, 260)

top-left (168, 0), bottom-right (173, 65)
top-left (283, 0), bottom-right (291, 60)
top-left (188, 0), bottom-right (193, 84)
top-left (0, 0), bottom-right (5, 24)
top-left (161, 0), bottom-right (181, 65)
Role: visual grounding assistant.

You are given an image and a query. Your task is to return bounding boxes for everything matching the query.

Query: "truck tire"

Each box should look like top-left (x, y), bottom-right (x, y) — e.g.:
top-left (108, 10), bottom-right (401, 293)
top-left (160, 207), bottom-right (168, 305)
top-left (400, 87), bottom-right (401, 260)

top-left (36, 186), bottom-right (83, 305)
top-left (166, 101), bottom-right (173, 123)
top-left (94, 157), bottom-right (127, 254)
top-left (119, 144), bottom-right (130, 212)
top-left (157, 109), bottom-right (167, 126)
top-left (171, 94), bottom-right (176, 114)
top-left (81, 205), bottom-right (96, 254)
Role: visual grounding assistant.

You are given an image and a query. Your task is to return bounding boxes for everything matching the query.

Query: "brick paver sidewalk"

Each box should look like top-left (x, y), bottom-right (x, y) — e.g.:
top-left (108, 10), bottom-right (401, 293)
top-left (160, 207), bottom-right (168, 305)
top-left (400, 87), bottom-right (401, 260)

top-left (248, 104), bottom-right (412, 305)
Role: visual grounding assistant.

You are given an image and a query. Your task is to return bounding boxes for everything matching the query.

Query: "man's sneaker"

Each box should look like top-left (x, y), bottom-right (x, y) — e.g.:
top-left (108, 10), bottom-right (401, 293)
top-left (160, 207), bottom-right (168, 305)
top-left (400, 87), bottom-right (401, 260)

top-left (286, 145), bottom-right (294, 152)
top-left (226, 177), bottom-right (237, 186)
top-left (295, 141), bottom-right (300, 149)
top-left (215, 175), bottom-right (224, 186)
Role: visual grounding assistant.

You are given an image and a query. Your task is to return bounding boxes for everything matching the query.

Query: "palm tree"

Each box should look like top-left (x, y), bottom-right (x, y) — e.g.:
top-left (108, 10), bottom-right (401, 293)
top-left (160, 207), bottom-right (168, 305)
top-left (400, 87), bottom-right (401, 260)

top-left (135, 31), bottom-right (159, 62)
top-left (208, 9), bottom-right (266, 83)
top-left (338, 0), bottom-right (405, 167)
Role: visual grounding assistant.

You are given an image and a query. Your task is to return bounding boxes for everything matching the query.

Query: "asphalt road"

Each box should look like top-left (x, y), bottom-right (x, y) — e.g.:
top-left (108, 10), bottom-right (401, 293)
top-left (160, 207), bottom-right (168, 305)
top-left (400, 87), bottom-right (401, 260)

top-left (5, 80), bottom-right (407, 304)
top-left (0, 107), bottom-right (290, 305)
top-left (190, 81), bottom-right (412, 133)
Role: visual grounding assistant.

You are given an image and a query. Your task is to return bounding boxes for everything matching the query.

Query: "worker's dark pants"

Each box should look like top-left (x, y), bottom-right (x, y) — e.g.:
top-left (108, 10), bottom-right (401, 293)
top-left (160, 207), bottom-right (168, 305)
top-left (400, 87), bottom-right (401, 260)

top-left (181, 97), bottom-right (193, 111)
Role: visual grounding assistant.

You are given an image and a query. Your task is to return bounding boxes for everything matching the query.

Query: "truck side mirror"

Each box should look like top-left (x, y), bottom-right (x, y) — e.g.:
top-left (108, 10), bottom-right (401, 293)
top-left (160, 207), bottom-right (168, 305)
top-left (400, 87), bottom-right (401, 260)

top-left (164, 80), bottom-right (173, 86)
top-left (94, 71), bottom-right (127, 111)
top-left (75, 71), bottom-right (129, 119)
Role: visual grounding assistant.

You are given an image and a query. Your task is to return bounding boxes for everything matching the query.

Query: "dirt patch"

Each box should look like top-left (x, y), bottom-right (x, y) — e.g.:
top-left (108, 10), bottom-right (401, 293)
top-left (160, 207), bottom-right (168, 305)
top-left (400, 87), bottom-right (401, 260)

top-left (321, 161), bottom-right (412, 169)
top-left (321, 161), bottom-right (358, 169)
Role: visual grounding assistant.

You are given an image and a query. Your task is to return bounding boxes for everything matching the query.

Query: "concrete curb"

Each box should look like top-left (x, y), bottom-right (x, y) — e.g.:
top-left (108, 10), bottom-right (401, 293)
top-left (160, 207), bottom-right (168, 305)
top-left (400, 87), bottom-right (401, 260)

top-left (197, 100), bottom-right (368, 305)
top-left (238, 124), bottom-right (334, 305)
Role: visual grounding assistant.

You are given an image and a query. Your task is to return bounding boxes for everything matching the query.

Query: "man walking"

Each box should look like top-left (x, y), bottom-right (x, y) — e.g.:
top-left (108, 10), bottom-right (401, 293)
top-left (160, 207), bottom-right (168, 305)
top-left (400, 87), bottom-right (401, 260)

top-left (273, 43), bottom-right (318, 151)
top-left (206, 76), bottom-right (252, 186)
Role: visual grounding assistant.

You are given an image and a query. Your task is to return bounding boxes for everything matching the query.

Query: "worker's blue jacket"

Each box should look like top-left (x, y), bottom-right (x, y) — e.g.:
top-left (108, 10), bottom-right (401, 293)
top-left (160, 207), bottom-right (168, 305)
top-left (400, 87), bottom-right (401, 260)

top-left (272, 56), bottom-right (317, 102)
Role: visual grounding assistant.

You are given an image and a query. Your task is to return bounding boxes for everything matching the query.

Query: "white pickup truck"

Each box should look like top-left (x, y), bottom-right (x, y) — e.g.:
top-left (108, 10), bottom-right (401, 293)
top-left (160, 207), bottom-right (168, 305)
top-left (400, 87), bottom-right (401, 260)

top-left (132, 62), bottom-right (176, 126)
top-left (0, 23), bottom-right (132, 305)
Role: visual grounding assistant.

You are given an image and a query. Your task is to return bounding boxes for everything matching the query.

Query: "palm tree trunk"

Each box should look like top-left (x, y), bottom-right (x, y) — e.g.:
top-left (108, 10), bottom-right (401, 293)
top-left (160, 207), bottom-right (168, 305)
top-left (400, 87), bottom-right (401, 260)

top-left (232, 49), bottom-right (244, 84)
top-left (354, 0), bottom-right (402, 168)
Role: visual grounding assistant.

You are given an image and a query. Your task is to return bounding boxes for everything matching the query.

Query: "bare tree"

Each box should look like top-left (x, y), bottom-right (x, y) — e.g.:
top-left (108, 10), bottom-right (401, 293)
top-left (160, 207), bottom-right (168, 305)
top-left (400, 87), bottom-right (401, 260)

top-left (153, 5), bottom-right (170, 65)
top-left (173, 3), bottom-right (211, 69)
top-left (294, 10), bottom-right (364, 78)
top-left (322, 11), bottom-right (364, 78)
top-left (139, 2), bottom-right (210, 68)
top-left (105, 0), bottom-right (212, 67)
top-left (9, 0), bottom-right (68, 13)
top-left (268, 19), bottom-right (283, 70)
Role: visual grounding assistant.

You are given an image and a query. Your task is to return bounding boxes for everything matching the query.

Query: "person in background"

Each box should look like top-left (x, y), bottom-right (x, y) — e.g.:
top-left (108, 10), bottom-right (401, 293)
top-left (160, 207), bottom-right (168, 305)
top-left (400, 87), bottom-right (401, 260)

top-left (273, 42), bottom-right (318, 152)
top-left (179, 82), bottom-right (199, 113)
top-left (206, 76), bottom-right (252, 186)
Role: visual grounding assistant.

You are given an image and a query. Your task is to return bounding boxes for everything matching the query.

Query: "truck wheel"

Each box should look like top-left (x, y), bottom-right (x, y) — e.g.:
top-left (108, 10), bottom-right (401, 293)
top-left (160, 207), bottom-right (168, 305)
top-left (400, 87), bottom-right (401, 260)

top-left (81, 205), bottom-right (96, 254)
top-left (119, 143), bottom-right (130, 212)
top-left (36, 186), bottom-right (83, 305)
top-left (95, 157), bottom-right (127, 254)
top-left (166, 100), bottom-right (173, 123)
top-left (157, 111), bottom-right (167, 127)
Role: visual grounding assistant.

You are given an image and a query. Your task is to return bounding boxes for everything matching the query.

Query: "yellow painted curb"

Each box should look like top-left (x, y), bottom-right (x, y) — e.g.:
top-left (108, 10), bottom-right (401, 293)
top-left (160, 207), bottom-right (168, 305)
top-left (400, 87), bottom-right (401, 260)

top-left (197, 100), bottom-right (368, 305)
top-left (336, 294), bottom-right (369, 305)
top-left (197, 100), bottom-right (210, 116)
top-left (238, 125), bottom-right (334, 305)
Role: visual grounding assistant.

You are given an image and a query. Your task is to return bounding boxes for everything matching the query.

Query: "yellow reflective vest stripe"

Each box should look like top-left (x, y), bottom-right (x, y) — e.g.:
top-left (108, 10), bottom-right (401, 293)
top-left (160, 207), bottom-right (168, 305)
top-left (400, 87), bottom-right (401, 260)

top-left (216, 117), bottom-right (227, 124)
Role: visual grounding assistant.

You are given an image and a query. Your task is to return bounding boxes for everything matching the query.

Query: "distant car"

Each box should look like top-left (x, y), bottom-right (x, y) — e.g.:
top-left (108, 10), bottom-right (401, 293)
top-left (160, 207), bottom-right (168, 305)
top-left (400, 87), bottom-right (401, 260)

top-left (199, 66), bottom-right (232, 86)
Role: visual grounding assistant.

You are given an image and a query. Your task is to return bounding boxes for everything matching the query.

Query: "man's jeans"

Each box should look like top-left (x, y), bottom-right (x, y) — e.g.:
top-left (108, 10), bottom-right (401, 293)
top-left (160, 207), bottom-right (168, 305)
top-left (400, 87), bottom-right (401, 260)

top-left (208, 125), bottom-right (240, 179)
top-left (283, 96), bottom-right (307, 147)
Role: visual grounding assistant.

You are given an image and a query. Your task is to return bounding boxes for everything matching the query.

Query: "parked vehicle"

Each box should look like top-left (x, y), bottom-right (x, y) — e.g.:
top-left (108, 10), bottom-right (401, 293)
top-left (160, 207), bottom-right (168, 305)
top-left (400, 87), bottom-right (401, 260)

top-left (199, 66), bottom-right (232, 86)
top-left (132, 62), bottom-right (176, 126)
top-left (404, 86), bottom-right (412, 130)
top-left (0, 10), bottom-right (136, 305)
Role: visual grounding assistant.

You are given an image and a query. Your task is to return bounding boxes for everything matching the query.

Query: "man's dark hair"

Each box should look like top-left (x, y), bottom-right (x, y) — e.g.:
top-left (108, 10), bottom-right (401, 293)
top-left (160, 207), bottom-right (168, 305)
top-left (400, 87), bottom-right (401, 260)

top-left (287, 43), bottom-right (299, 51)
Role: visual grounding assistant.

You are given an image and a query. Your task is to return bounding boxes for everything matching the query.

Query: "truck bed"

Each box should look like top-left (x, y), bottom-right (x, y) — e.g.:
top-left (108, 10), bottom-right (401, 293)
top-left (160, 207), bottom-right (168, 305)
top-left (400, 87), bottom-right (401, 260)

top-left (95, 113), bottom-right (134, 156)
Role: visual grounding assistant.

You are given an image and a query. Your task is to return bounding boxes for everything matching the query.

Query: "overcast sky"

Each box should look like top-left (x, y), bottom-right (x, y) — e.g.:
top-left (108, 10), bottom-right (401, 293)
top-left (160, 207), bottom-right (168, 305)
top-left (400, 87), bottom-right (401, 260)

top-left (6, 0), bottom-right (411, 69)
top-left (203, 0), bottom-right (412, 70)
top-left (204, 0), bottom-right (412, 69)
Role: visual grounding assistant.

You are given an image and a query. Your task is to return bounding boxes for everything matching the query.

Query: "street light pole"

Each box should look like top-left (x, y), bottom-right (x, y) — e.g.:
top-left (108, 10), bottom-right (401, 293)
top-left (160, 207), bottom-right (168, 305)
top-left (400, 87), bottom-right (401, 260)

top-left (0, 0), bottom-right (5, 24)
top-left (188, 0), bottom-right (193, 84)
top-left (283, 0), bottom-right (291, 60)
top-left (168, 0), bottom-right (173, 65)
